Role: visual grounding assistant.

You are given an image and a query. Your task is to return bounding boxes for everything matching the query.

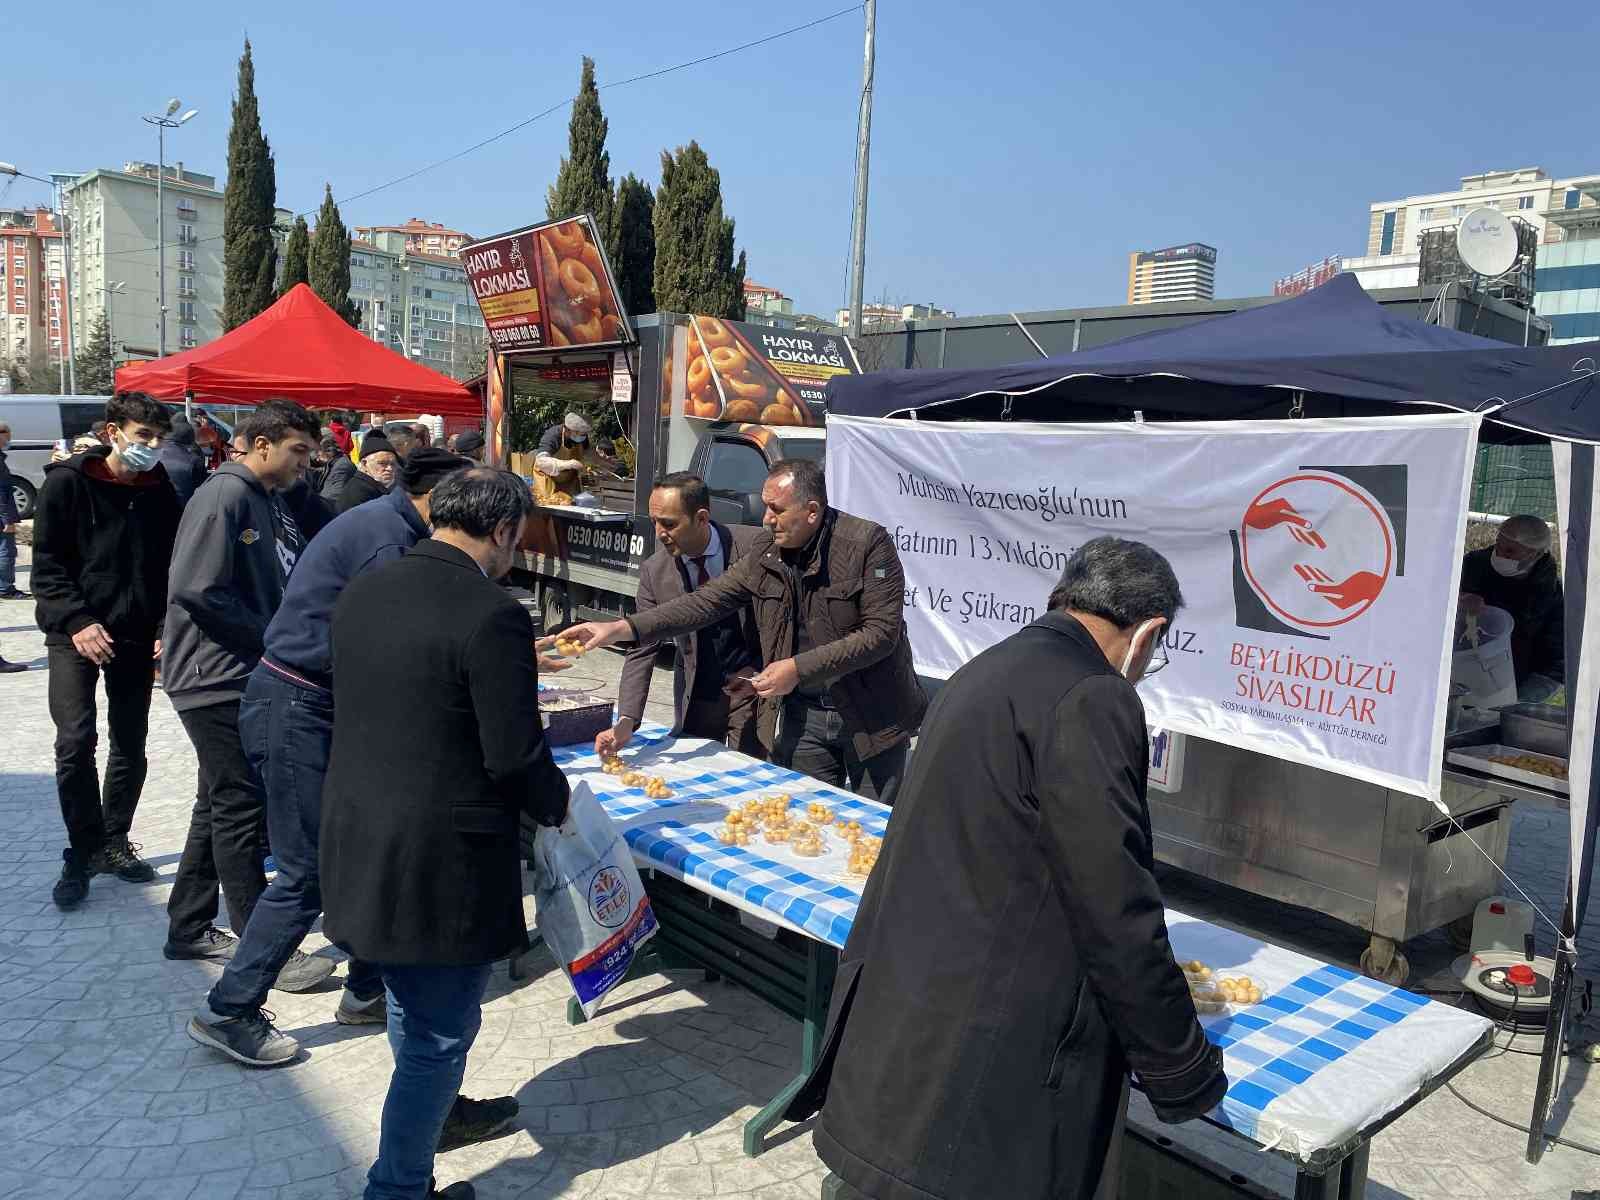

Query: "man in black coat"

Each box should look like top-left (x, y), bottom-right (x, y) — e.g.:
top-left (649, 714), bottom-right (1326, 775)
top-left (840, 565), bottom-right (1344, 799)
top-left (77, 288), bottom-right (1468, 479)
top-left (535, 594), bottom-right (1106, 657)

top-left (321, 467), bottom-right (569, 1200)
top-left (787, 537), bottom-right (1227, 1200)
top-left (157, 413), bottom-right (211, 507)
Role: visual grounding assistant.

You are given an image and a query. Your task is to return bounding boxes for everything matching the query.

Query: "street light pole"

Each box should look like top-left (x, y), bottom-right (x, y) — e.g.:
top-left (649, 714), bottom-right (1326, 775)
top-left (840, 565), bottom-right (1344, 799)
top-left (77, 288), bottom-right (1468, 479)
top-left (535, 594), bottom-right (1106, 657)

top-left (846, 0), bottom-right (876, 337)
top-left (142, 100), bottom-right (197, 359)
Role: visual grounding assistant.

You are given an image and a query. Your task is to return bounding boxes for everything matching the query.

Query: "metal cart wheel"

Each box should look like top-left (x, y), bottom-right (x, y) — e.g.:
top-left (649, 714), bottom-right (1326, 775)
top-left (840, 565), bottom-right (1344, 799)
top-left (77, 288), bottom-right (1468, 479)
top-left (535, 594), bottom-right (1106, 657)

top-left (1360, 935), bottom-right (1410, 985)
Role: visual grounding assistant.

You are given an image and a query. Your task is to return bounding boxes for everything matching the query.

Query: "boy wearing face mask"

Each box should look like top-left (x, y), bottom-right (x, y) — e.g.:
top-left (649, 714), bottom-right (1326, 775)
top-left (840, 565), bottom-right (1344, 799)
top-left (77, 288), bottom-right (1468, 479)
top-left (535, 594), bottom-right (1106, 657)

top-left (1459, 514), bottom-right (1565, 702)
top-left (33, 392), bottom-right (182, 909)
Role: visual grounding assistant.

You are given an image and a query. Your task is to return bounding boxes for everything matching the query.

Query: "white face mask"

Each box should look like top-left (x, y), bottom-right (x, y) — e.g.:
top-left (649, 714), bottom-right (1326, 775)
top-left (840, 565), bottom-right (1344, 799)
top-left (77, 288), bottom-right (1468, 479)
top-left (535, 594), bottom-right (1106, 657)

top-left (1490, 552), bottom-right (1534, 578)
top-left (1119, 618), bottom-right (1160, 681)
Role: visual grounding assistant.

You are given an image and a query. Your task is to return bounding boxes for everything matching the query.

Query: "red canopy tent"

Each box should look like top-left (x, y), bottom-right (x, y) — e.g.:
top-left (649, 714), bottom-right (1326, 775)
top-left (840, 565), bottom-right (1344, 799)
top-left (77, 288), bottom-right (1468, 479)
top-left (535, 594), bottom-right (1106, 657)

top-left (114, 284), bottom-right (482, 417)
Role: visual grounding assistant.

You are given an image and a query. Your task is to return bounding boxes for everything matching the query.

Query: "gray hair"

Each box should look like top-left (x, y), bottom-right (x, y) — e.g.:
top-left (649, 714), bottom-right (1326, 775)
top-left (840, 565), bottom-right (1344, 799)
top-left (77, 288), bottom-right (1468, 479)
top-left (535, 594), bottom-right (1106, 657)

top-left (428, 467), bottom-right (531, 538)
top-left (1047, 536), bottom-right (1184, 628)
top-left (1500, 514), bottom-right (1553, 553)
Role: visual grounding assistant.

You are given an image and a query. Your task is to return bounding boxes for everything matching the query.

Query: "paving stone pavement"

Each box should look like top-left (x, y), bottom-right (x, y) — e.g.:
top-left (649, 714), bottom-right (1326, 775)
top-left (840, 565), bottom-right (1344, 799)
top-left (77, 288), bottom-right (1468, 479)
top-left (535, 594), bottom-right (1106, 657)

top-left (0, 543), bottom-right (1597, 1199)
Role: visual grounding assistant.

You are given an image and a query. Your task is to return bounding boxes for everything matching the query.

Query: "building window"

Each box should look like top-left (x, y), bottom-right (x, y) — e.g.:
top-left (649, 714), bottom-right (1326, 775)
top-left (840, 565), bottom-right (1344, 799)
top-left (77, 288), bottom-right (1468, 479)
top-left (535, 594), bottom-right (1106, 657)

top-left (178, 300), bottom-right (196, 322)
top-left (1568, 189), bottom-right (1583, 210)
top-left (178, 250), bottom-right (194, 270)
top-left (179, 273), bottom-right (195, 295)
top-left (1379, 210), bottom-right (1397, 255)
top-left (1518, 196), bottom-right (1534, 210)
top-left (12, 257), bottom-right (24, 270)
top-left (12, 298), bottom-right (23, 311)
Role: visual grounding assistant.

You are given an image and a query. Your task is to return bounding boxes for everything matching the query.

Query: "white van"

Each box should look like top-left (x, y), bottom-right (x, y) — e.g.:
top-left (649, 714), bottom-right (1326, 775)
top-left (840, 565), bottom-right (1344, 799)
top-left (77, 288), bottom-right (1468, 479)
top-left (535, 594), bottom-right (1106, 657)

top-left (0, 395), bottom-right (113, 519)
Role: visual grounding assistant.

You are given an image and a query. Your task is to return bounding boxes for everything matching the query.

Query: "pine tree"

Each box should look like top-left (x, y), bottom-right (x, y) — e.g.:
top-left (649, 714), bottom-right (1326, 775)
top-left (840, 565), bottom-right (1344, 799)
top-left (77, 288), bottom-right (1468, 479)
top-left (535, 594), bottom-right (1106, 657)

top-left (73, 312), bottom-right (114, 395)
top-left (546, 57), bottom-right (614, 237)
top-left (652, 142), bottom-right (744, 319)
top-left (610, 173), bottom-right (656, 314)
top-left (222, 38), bottom-right (279, 330)
top-left (279, 215), bottom-right (310, 295)
top-left (308, 185), bottom-right (358, 327)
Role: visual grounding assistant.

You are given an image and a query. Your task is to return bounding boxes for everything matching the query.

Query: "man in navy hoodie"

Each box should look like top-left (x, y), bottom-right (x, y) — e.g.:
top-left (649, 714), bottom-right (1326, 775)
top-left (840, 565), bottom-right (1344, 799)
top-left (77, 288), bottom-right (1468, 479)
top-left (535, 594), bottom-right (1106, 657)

top-left (162, 399), bottom-right (320, 965)
top-left (32, 393), bottom-right (181, 908)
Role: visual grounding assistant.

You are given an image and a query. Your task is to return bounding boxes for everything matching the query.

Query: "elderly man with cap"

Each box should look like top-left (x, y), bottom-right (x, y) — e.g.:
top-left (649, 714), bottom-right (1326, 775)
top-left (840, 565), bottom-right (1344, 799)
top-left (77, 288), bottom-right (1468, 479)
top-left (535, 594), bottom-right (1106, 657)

top-left (189, 449), bottom-right (476, 1063)
top-left (1460, 514), bottom-right (1565, 702)
top-left (338, 428), bottom-right (400, 514)
top-left (531, 412), bottom-right (601, 503)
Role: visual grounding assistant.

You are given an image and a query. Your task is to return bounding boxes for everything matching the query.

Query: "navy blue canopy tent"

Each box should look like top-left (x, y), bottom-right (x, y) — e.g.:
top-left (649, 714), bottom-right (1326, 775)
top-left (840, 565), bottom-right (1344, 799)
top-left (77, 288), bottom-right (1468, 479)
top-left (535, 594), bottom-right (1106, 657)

top-left (829, 274), bottom-right (1598, 445)
top-left (826, 272), bottom-right (1599, 1161)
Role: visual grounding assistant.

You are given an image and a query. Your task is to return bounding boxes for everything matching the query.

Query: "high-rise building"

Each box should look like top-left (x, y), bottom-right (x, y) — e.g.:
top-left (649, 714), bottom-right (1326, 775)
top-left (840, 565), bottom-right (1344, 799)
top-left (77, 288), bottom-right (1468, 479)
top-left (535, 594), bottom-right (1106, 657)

top-left (399, 251), bottom-right (485, 380)
top-left (1126, 243), bottom-right (1217, 304)
top-left (348, 239), bottom-right (404, 352)
top-left (1345, 168), bottom-right (1600, 344)
top-left (62, 161), bottom-right (293, 363)
top-left (355, 219), bottom-right (472, 260)
top-left (0, 206), bottom-right (67, 374)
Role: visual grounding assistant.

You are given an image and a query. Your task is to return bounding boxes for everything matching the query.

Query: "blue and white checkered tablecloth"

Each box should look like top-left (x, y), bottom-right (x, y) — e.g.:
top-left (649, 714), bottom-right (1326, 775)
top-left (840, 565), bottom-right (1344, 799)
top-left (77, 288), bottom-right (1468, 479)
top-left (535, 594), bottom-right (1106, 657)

top-left (556, 726), bottom-right (889, 949)
top-left (555, 730), bottom-right (1493, 1165)
top-left (1164, 912), bottom-right (1492, 1162)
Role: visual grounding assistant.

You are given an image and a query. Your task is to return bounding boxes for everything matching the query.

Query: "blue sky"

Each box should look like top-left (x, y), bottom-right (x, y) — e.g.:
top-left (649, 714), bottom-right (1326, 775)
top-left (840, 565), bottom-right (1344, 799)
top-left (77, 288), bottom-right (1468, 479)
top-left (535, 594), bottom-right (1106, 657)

top-left (3, 0), bottom-right (1597, 321)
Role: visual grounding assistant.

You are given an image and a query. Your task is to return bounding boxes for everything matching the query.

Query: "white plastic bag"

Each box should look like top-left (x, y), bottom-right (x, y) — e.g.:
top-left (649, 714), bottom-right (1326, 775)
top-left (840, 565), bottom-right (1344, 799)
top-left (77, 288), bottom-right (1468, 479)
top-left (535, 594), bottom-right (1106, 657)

top-left (530, 782), bottom-right (659, 1017)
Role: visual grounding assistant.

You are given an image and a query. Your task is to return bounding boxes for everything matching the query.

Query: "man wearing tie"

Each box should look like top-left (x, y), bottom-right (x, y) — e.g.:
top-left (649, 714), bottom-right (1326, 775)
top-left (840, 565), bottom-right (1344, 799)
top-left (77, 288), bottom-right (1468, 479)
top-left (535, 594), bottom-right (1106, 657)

top-left (595, 472), bottom-right (764, 758)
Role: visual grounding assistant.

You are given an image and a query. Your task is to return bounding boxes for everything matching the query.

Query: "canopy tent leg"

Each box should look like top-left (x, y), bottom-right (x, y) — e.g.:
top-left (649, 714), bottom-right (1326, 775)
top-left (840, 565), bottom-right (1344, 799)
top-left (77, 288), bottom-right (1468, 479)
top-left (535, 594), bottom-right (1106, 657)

top-left (1526, 890), bottom-right (1576, 1163)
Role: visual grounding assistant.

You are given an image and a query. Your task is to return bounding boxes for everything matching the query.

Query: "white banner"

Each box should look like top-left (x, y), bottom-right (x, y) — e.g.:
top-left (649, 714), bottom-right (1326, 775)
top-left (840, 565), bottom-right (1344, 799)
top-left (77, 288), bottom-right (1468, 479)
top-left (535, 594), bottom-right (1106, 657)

top-left (831, 413), bottom-right (1482, 800)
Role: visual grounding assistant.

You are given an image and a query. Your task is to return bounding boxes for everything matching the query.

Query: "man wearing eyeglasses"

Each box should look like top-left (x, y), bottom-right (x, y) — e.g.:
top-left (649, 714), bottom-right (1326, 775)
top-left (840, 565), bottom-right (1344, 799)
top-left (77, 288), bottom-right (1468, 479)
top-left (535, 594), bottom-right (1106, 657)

top-left (786, 536), bottom-right (1222, 1200)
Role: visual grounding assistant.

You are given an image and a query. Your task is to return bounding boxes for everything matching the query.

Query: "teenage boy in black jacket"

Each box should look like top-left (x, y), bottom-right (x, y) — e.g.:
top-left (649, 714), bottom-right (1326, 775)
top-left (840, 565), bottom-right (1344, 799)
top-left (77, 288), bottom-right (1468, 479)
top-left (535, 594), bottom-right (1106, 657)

top-left (33, 393), bottom-right (182, 909)
top-left (162, 399), bottom-right (320, 962)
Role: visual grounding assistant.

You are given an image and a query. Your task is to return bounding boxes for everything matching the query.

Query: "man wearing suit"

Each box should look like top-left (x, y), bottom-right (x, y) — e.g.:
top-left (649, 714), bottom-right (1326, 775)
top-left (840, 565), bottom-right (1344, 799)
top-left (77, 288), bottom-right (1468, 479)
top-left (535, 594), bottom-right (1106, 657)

top-left (321, 468), bottom-right (570, 1200)
top-left (596, 472), bottom-right (764, 758)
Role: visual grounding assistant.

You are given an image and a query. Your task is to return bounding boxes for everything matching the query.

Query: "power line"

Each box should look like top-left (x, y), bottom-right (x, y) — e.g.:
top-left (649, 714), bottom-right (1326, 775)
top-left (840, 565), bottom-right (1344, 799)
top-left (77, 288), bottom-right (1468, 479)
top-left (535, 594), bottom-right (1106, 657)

top-left (92, 4), bottom-right (864, 264)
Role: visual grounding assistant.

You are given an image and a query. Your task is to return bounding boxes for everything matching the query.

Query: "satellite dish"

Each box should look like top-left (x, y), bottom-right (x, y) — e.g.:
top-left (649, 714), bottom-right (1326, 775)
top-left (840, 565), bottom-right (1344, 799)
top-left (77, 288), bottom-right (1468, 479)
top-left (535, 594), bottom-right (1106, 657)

top-left (1457, 207), bottom-right (1518, 277)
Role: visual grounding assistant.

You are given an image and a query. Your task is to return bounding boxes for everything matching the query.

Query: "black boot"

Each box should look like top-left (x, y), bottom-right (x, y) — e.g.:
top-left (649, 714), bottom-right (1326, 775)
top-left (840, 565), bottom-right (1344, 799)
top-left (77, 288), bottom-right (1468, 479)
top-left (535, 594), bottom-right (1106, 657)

top-left (52, 849), bottom-right (91, 909)
top-left (0, 656), bottom-right (26, 674)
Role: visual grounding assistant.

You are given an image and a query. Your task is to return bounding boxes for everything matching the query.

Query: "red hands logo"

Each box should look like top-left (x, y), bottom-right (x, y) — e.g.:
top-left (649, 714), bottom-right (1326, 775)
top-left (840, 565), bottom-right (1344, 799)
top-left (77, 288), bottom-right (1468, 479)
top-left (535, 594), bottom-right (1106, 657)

top-left (1243, 497), bottom-right (1327, 549)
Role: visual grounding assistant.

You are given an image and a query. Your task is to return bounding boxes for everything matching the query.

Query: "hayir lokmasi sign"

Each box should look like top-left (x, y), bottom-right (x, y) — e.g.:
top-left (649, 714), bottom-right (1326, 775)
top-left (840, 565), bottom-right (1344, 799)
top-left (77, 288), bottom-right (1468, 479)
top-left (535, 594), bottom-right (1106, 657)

top-left (684, 316), bottom-right (858, 424)
top-left (829, 413), bottom-right (1481, 800)
top-left (462, 214), bottom-right (629, 353)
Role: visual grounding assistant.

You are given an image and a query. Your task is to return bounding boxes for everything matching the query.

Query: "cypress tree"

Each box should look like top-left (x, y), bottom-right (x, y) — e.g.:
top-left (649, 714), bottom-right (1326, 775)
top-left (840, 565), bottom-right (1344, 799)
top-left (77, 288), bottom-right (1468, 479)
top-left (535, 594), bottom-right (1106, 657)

top-left (308, 185), bottom-right (358, 327)
top-left (222, 38), bottom-right (279, 330)
top-left (279, 215), bottom-right (310, 295)
top-left (652, 142), bottom-right (744, 318)
top-left (73, 312), bottom-right (114, 394)
top-left (546, 57), bottom-right (614, 236)
top-left (610, 173), bottom-right (656, 315)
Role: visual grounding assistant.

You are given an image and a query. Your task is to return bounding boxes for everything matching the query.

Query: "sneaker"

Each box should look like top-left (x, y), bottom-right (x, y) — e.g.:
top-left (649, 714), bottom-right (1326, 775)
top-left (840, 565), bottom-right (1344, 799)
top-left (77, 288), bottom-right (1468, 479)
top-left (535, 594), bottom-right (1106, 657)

top-left (91, 836), bottom-right (158, 883)
top-left (0, 657), bottom-right (27, 674)
top-left (51, 849), bottom-right (90, 910)
top-left (187, 1003), bottom-right (299, 1067)
top-left (273, 949), bottom-right (336, 994)
top-left (163, 927), bottom-right (239, 961)
top-left (0, 588), bottom-right (30, 600)
top-left (437, 1094), bottom-right (519, 1153)
top-left (335, 989), bottom-right (387, 1025)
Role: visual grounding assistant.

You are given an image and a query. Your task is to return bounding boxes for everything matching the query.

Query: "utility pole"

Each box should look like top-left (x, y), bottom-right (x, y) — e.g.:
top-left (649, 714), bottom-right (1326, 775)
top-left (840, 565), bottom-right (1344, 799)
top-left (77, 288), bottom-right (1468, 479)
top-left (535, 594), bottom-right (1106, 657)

top-left (846, 0), bottom-right (876, 339)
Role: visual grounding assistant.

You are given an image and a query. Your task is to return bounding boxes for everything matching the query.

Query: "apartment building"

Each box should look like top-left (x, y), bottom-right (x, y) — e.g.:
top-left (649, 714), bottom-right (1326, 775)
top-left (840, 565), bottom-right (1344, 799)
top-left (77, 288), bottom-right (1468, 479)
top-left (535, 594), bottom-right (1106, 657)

top-left (1126, 243), bottom-right (1217, 304)
top-left (0, 206), bottom-right (67, 373)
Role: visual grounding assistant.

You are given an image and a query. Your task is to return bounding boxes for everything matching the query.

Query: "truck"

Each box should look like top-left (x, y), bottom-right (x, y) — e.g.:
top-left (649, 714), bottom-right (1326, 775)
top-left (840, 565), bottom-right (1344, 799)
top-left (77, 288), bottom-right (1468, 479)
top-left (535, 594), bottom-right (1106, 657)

top-left (504, 312), bottom-right (839, 631)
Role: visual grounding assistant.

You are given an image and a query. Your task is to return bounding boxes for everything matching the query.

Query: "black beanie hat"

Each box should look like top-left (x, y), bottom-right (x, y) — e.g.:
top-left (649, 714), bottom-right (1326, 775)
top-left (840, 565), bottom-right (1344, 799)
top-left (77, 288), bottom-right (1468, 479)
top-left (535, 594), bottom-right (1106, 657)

top-left (455, 430), bottom-right (486, 455)
top-left (360, 430), bottom-right (394, 460)
top-left (402, 448), bottom-right (471, 495)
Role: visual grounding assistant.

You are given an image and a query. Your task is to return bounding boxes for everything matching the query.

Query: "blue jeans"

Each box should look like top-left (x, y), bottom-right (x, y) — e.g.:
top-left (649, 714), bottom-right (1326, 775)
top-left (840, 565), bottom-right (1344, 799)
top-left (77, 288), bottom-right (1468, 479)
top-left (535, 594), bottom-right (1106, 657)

top-left (367, 963), bottom-right (492, 1200)
top-left (0, 530), bottom-right (15, 592)
top-left (209, 665), bottom-right (382, 1014)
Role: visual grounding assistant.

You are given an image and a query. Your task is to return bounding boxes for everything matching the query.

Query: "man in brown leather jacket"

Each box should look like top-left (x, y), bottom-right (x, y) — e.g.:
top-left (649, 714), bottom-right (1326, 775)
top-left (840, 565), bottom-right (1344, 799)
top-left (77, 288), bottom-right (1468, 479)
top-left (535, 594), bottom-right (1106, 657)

top-left (562, 459), bottom-right (924, 801)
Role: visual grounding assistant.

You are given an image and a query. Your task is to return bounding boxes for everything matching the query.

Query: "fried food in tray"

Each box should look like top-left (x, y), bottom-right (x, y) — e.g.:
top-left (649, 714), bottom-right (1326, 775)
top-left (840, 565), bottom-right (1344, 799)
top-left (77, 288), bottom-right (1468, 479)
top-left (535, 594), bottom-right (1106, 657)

top-left (1489, 753), bottom-right (1567, 780)
top-left (684, 316), bottom-right (811, 426)
top-left (537, 220), bottom-right (622, 348)
top-left (1182, 961), bottom-right (1264, 1012)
